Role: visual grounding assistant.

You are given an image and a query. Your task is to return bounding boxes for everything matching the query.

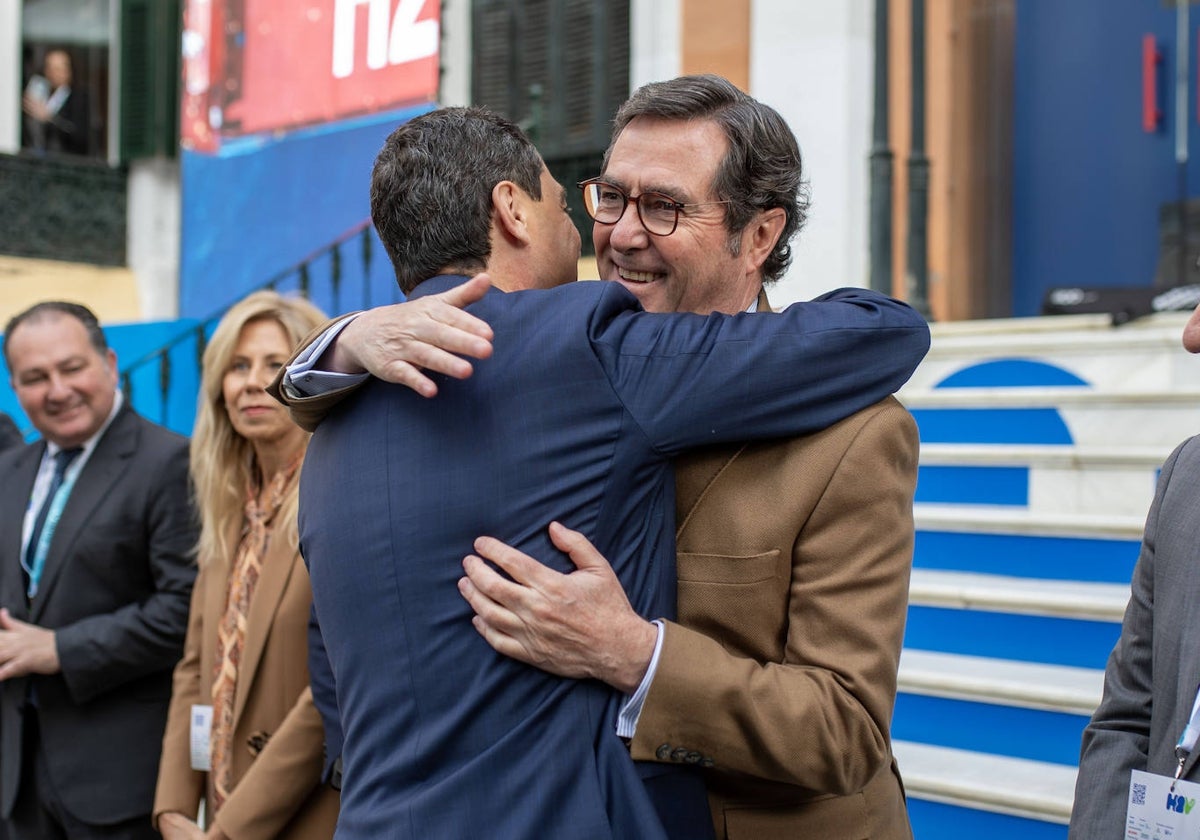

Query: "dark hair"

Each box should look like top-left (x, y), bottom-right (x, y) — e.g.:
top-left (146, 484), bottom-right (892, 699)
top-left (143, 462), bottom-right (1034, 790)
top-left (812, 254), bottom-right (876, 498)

top-left (3, 301), bottom-right (108, 370)
top-left (606, 74), bottom-right (809, 283)
top-left (371, 107), bottom-right (545, 294)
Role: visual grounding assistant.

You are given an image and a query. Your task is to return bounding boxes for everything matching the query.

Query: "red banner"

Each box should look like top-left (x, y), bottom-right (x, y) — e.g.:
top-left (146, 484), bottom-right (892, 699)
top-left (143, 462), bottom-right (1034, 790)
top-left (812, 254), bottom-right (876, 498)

top-left (182, 0), bottom-right (440, 152)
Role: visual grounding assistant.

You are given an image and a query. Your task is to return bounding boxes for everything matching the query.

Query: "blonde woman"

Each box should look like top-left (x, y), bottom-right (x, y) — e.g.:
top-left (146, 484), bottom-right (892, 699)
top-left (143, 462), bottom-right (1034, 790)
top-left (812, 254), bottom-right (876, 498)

top-left (154, 291), bottom-right (337, 840)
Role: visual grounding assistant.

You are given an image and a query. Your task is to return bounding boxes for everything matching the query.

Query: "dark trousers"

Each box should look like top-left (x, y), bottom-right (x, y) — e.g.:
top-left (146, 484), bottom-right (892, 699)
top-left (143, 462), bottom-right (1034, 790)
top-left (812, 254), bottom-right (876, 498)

top-left (7, 711), bottom-right (158, 840)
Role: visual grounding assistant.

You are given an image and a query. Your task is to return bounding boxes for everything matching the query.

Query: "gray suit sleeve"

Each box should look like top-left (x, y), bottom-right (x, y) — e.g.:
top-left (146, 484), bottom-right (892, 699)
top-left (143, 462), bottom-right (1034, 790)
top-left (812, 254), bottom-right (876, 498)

top-left (1069, 441), bottom-right (1186, 839)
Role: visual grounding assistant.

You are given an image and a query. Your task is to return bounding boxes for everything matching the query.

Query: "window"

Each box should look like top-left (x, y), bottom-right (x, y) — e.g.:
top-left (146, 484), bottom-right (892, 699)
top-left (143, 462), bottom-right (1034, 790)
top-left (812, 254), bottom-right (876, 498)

top-left (472, 0), bottom-right (630, 254)
top-left (21, 0), bottom-right (111, 159)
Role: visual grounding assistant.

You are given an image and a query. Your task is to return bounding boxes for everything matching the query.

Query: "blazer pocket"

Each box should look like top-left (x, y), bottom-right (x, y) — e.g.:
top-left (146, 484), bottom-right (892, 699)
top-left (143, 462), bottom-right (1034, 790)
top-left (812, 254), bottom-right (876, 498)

top-left (675, 550), bottom-right (785, 660)
top-left (723, 792), bottom-right (869, 840)
top-left (676, 550), bottom-right (781, 585)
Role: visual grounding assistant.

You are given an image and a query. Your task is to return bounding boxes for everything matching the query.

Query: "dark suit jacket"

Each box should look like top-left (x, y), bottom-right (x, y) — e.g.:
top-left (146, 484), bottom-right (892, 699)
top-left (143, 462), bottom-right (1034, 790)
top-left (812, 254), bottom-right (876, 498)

top-left (296, 276), bottom-right (929, 839)
top-left (1070, 435), bottom-right (1200, 839)
top-left (0, 415), bottom-right (20, 454)
top-left (0, 403), bottom-right (197, 825)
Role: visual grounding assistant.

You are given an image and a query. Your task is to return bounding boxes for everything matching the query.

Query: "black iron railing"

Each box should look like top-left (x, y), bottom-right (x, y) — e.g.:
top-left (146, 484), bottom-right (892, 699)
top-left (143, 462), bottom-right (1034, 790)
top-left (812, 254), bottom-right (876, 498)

top-left (119, 219), bottom-right (385, 434)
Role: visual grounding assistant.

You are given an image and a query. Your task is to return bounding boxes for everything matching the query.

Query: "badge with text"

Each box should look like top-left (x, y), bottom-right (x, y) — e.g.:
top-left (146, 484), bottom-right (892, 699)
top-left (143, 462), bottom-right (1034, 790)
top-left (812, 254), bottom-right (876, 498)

top-left (190, 704), bottom-right (213, 772)
top-left (1127, 769), bottom-right (1200, 838)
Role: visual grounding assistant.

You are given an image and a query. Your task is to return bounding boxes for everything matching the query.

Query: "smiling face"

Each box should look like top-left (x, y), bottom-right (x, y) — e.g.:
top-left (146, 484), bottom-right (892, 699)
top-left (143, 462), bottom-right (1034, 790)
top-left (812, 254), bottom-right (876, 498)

top-left (222, 318), bottom-right (304, 452)
top-left (593, 116), bottom-right (764, 315)
top-left (7, 313), bottom-right (117, 449)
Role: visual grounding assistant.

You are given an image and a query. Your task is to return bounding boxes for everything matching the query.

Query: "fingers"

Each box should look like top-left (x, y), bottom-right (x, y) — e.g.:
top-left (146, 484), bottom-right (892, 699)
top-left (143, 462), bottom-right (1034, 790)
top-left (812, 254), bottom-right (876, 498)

top-left (422, 303), bottom-right (494, 360)
top-left (458, 566), bottom-right (505, 623)
top-left (0, 608), bottom-right (15, 630)
top-left (438, 274), bottom-right (494, 328)
top-left (547, 522), bottom-right (611, 573)
top-left (458, 559), bottom-right (526, 639)
top-left (374, 360), bottom-right (439, 399)
top-left (472, 537), bottom-right (552, 585)
top-left (0, 655), bottom-right (27, 682)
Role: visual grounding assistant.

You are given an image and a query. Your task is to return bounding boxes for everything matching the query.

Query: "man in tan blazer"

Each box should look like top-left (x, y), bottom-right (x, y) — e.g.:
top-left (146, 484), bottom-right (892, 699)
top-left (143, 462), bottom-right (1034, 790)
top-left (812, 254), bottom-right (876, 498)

top-left (276, 76), bottom-right (918, 839)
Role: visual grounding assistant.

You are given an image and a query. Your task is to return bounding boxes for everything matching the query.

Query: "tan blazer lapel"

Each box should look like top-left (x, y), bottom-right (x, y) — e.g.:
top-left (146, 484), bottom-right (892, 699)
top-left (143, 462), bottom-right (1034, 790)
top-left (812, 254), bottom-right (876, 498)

top-left (199, 533), bottom-right (234, 704)
top-left (231, 536), bottom-right (299, 726)
top-left (675, 444), bottom-right (747, 537)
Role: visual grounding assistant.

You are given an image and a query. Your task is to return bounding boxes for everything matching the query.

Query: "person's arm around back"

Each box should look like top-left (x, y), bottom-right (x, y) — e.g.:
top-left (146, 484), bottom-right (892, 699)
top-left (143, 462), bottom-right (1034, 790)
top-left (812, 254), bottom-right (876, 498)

top-left (268, 274), bottom-right (495, 431)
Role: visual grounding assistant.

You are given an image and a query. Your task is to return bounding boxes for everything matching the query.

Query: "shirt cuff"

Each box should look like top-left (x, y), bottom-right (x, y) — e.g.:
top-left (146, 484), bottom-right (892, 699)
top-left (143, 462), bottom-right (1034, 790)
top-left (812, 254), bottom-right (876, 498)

top-left (282, 315), bottom-right (370, 398)
top-left (616, 620), bottom-right (664, 740)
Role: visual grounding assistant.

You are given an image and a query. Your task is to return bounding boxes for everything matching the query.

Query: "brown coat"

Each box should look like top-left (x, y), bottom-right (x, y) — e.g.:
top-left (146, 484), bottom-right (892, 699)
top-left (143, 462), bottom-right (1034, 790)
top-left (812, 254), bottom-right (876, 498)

top-left (154, 523), bottom-right (338, 839)
top-left (631, 395), bottom-right (918, 839)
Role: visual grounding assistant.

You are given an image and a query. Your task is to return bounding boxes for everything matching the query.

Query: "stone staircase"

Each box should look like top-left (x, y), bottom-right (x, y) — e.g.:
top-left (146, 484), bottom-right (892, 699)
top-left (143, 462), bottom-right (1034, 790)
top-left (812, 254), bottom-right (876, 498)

top-left (893, 311), bottom-right (1200, 838)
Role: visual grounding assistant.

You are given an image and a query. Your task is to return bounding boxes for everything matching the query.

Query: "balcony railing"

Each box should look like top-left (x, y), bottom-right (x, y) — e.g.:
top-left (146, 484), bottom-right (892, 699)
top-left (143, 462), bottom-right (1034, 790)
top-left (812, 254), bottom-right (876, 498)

top-left (0, 152), bottom-right (127, 266)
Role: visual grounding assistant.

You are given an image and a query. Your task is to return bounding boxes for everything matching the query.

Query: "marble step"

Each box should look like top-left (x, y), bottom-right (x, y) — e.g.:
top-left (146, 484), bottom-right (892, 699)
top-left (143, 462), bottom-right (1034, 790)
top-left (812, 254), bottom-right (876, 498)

top-left (894, 740), bottom-right (1077, 825)
top-left (914, 503), bottom-right (1145, 540)
top-left (911, 310), bottom-right (1196, 393)
top-left (898, 649), bottom-right (1103, 715)
top-left (905, 570), bottom-right (1126, 670)
top-left (915, 443), bottom-right (1165, 515)
top-left (893, 650), bottom-right (1099, 765)
top-left (908, 570), bottom-right (1129, 623)
top-left (917, 442), bottom-right (1171, 469)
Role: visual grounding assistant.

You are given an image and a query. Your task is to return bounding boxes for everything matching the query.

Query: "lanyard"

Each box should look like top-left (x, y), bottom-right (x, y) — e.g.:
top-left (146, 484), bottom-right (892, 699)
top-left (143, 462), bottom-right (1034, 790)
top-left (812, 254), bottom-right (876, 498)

top-left (1175, 683), bottom-right (1200, 787)
top-left (23, 468), bottom-right (81, 599)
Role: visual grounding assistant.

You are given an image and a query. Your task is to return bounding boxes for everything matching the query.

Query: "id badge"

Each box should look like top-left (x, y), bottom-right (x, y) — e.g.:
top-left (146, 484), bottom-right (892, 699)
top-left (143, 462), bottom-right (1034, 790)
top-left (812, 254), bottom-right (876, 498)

top-left (1127, 769), bottom-right (1200, 837)
top-left (190, 704), bottom-right (213, 772)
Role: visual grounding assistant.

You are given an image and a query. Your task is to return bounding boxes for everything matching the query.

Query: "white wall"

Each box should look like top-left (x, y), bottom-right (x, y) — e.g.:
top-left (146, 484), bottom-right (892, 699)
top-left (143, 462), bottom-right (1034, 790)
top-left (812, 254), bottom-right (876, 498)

top-left (440, 0), bottom-right (471, 106)
top-left (751, 0), bottom-right (873, 305)
top-left (626, 1), bottom-right (873, 306)
top-left (630, 0), bottom-right (681, 90)
top-left (0, 0), bottom-right (21, 154)
top-left (127, 159), bottom-right (180, 319)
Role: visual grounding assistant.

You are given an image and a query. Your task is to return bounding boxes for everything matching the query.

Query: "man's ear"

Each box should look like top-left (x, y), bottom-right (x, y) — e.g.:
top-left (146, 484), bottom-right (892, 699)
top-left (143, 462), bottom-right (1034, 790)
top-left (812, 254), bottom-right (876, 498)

top-left (742, 208), bottom-right (787, 274)
top-left (491, 180), bottom-right (533, 247)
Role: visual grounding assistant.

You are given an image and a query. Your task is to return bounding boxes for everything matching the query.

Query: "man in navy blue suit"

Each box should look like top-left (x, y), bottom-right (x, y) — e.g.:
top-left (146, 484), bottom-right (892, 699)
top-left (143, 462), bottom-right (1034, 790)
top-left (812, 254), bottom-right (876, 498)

top-left (279, 106), bottom-right (929, 839)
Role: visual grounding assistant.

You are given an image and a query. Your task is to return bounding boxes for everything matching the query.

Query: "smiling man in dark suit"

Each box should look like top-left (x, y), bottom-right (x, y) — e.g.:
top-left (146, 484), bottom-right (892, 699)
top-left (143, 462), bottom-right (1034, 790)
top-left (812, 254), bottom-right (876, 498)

top-left (0, 302), bottom-right (196, 840)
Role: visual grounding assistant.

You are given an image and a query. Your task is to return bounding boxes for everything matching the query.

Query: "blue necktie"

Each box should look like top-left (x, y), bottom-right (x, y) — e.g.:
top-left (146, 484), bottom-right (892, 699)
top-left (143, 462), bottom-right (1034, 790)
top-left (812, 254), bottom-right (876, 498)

top-left (23, 448), bottom-right (83, 587)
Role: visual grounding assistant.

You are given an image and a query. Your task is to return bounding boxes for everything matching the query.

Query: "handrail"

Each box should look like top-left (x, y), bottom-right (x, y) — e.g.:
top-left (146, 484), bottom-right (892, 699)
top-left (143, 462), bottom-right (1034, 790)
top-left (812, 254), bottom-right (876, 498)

top-left (118, 218), bottom-right (382, 432)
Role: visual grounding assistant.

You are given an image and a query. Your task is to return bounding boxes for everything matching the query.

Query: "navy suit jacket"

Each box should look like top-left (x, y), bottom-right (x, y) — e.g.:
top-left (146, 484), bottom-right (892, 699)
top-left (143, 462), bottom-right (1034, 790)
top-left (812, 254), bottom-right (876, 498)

top-left (299, 276), bottom-right (929, 839)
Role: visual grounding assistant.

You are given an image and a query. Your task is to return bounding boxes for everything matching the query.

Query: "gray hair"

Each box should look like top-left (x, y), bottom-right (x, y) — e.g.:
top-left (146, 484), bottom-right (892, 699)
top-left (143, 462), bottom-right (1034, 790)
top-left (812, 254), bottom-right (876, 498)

top-left (606, 74), bottom-right (809, 283)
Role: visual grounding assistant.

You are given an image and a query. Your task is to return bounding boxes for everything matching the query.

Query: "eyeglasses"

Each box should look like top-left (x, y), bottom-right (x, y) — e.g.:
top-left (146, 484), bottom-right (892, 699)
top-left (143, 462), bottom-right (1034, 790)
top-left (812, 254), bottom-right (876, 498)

top-left (578, 178), bottom-right (732, 237)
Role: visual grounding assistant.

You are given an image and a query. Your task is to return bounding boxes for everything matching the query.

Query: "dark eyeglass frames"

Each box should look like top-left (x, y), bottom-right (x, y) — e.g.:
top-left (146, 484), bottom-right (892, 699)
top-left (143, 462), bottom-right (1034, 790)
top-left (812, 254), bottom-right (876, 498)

top-left (578, 178), bottom-right (731, 237)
